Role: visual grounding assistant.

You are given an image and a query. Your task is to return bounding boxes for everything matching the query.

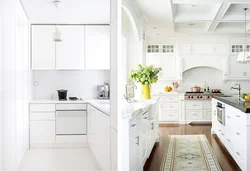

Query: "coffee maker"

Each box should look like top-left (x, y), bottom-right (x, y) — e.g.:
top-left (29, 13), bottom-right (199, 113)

top-left (57, 89), bottom-right (68, 100)
top-left (97, 82), bottom-right (110, 99)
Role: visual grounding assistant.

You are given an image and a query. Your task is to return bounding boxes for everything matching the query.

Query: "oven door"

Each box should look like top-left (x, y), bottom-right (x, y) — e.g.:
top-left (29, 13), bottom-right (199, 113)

top-left (56, 111), bottom-right (87, 135)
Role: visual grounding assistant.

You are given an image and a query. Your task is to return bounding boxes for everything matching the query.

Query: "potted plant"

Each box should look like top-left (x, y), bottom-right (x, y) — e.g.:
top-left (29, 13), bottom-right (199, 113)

top-left (129, 64), bottom-right (162, 99)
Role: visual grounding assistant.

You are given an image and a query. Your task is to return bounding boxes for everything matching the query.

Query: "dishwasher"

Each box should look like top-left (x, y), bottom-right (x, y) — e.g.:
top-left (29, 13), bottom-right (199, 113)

top-left (56, 104), bottom-right (87, 135)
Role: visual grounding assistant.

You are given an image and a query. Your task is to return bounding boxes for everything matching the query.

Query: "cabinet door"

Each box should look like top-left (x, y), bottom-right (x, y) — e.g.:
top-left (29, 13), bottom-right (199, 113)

top-left (146, 54), bottom-right (161, 67)
top-left (88, 105), bottom-right (111, 170)
top-left (32, 25), bottom-right (56, 70)
top-left (30, 121), bottom-right (55, 144)
top-left (228, 55), bottom-right (250, 79)
top-left (161, 54), bottom-right (176, 78)
top-left (204, 110), bottom-right (212, 120)
top-left (214, 43), bottom-right (226, 55)
top-left (193, 44), bottom-right (214, 54)
top-left (56, 26), bottom-right (85, 69)
top-left (179, 43), bottom-right (192, 55)
top-left (85, 26), bottom-right (110, 70)
top-left (129, 133), bottom-right (138, 171)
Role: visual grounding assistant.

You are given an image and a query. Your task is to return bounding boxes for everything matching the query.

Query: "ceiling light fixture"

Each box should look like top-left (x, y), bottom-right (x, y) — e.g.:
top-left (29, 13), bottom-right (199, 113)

top-left (237, 8), bottom-right (250, 63)
top-left (53, 0), bottom-right (61, 8)
top-left (153, 27), bottom-right (157, 29)
top-left (188, 23), bottom-right (195, 26)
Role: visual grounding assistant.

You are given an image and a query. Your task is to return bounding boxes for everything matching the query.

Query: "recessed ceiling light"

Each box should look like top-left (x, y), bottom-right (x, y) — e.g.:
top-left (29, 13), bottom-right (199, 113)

top-left (192, 5), bottom-right (195, 7)
top-left (188, 23), bottom-right (195, 26)
top-left (153, 27), bottom-right (157, 29)
top-left (157, 34), bottom-right (160, 36)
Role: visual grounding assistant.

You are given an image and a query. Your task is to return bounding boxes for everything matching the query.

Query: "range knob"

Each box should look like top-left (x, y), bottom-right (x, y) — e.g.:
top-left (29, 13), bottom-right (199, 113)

top-left (197, 96), bottom-right (199, 99)
top-left (200, 96), bottom-right (203, 98)
top-left (188, 96), bottom-right (190, 98)
top-left (207, 96), bottom-right (210, 99)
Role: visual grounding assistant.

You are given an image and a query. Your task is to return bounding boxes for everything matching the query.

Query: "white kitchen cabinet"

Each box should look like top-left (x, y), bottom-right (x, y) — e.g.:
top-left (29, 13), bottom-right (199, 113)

top-left (129, 132), bottom-right (138, 171)
top-left (179, 43), bottom-right (192, 55)
top-left (214, 43), bottom-right (226, 55)
top-left (85, 25), bottom-right (110, 70)
top-left (32, 25), bottom-right (56, 70)
top-left (161, 54), bottom-right (176, 78)
top-left (56, 26), bottom-right (85, 70)
top-left (88, 105), bottom-right (111, 170)
top-left (227, 55), bottom-right (250, 80)
top-left (30, 121), bottom-right (55, 144)
top-left (146, 54), bottom-right (161, 67)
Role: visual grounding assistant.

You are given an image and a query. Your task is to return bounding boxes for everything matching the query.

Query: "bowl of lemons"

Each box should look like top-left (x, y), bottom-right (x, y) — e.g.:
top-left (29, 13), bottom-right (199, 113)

top-left (241, 93), bottom-right (250, 101)
top-left (164, 86), bottom-right (173, 92)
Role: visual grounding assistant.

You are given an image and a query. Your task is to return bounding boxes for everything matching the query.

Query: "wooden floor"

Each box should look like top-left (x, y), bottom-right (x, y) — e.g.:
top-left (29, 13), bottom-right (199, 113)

top-left (144, 124), bottom-right (241, 171)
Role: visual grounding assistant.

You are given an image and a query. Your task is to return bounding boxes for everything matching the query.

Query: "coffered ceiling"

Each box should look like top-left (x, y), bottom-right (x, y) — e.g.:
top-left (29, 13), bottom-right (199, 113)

top-left (135, 0), bottom-right (250, 36)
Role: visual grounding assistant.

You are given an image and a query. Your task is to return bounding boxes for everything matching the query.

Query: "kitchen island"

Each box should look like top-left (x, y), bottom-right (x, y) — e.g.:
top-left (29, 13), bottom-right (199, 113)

top-left (212, 97), bottom-right (250, 171)
top-left (121, 99), bottom-right (159, 171)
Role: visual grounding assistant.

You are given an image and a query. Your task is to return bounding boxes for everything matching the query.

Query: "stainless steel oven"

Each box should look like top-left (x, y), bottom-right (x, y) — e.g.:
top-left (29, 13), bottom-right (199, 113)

top-left (217, 102), bottom-right (225, 125)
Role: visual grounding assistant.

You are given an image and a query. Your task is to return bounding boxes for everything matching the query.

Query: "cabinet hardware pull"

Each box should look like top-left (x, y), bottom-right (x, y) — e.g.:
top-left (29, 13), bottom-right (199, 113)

top-left (227, 139), bottom-right (231, 142)
top-left (193, 114), bottom-right (197, 115)
top-left (193, 105), bottom-right (196, 106)
top-left (144, 117), bottom-right (148, 119)
top-left (131, 124), bottom-right (136, 127)
top-left (151, 123), bottom-right (154, 130)
top-left (218, 129), bottom-right (221, 132)
top-left (236, 152), bottom-right (240, 156)
top-left (227, 116), bottom-right (231, 119)
top-left (236, 132), bottom-right (240, 135)
top-left (169, 115), bottom-right (173, 116)
top-left (136, 136), bottom-right (140, 145)
top-left (236, 115), bottom-right (240, 118)
top-left (142, 111), bottom-right (147, 116)
top-left (221, 133), bottom-right (224, 136)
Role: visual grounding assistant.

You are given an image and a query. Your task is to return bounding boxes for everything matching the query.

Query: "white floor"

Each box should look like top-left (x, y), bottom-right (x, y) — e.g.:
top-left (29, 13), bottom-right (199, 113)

top-left (18, 148), bottom-right (101, 171)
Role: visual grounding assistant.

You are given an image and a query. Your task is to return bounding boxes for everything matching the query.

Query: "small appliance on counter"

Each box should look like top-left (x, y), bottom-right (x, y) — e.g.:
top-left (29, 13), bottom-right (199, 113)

top-left (57, 89), bottom-right (68, 101)
top-left (97, 82), bottom-right (110, 99)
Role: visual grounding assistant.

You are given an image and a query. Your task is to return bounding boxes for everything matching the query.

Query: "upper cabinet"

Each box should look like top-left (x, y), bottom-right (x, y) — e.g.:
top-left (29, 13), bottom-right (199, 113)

top-left (31, 25), bottom-right (110, 70)
top-left (179, 43), bottom-right (227, 55)
top-left (56, 26), bottom-right (85, 70)
top-left (32, 25), bottom-right (56, 70)
top-left (85, 26), bottom-right (110, 70)
top-left (147, 44), bottom-right (175, 54)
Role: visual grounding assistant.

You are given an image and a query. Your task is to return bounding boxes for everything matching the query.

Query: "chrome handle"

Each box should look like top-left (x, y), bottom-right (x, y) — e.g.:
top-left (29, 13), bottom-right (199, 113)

top-left (227, 116), bottom-right (231, 119)
top-left (169, 106), bottom-right (173, 107)
top-left (144, 117), bottom-right (148, 119)
top-left (136, 136), bottom-right (139, 145)
top-left (193, 114), bottom-right (197, 115)
top-left (142, 111), bottom-right (147, 116)
top-left (236, 132), bottom-right (240, 135)
top-left (221, 133), bottom-right (224, 136)
top-left (218, 129), bottom-right (221, 132)
top-left (236, 115), bottom-right (241, 118)
top-left (236, 152), bottom-right (240, 156)
top-left (193, 105), bottom-right (196, 106)
top-left (227, 139), bottom-right (231, 142)
top-left (151, 123), bottom-right (154, 130)
top-left (169, 114), bottom-right (173, 116)
top-left (131, 124), bottom-right (136, 127)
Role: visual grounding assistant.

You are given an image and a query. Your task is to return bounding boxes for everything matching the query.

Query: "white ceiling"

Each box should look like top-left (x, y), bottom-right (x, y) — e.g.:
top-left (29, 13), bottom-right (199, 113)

top-left (20, 0), bottom-right (110, 24)
top-left (134, 0), bottom-right (250, 37)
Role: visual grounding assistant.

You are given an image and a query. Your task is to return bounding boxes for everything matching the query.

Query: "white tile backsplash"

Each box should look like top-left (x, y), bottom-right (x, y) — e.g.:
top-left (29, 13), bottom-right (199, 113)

top-left (32, 70), bottom-right (110, 99)
top-left (151, 67), bottom-right (250, 94)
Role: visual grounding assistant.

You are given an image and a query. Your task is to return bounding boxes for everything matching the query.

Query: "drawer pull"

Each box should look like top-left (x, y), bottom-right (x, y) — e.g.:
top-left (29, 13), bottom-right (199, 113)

top-left (169, 106), bottom-right (173, 107)
top-left (193, 114), bottom-right (197, 115)
top-left (236, 132), bottom-right (240, 135)
top-left (136, 136), bottom-right (140, 145)
top-left (236, 152), bottom-right (240, 156)
top-left (193, 105), bottom-right (197, 106)
top-left (227, 139), bottom-right (231, 142)
top-left (227, 116), bottom-right (231, 119)
top-left (236, 115), bottom-right (241, 118)
top-left (142, 111), bottom-right (147, 116)
top-left (169, 114), bottom-right (174, 116)
top-left (144, 117), bottom-right (148, 120)
top-left (221, 133), bottom-right (224, 136)
top-left (151, 123), bottom-right (154, 130)
top-left (218, 129), bottom-right (221, 132)
top-left (131, 124), bottom-right (136, 127)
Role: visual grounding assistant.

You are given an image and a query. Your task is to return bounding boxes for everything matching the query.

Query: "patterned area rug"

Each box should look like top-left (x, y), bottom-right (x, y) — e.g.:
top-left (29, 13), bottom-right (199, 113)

top-left (160, 135), bottom-right (222, 171)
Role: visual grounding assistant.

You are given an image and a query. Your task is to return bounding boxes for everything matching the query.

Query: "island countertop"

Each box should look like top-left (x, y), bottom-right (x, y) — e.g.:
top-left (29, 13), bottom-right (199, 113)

top-left (213, 96), bottom-right (250, 113)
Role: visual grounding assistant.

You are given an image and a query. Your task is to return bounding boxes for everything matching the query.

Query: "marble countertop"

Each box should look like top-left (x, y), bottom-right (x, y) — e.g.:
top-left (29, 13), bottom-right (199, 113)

top-left (30, 99), bottom-right (110, 115)
top-left (213, 96), bottom-right (250, 113)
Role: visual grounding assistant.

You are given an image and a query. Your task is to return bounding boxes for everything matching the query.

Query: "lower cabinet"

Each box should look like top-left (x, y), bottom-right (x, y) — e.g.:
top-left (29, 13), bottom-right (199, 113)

top-left (30, 121), bottom-right (55, 144)
top-left (88, 105), bottom-right (111, 170)
top-left (129, 132), bottom-right (138, 171)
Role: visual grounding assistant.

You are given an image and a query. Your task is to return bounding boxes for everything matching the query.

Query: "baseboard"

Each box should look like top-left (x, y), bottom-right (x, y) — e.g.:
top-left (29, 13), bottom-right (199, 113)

top-left (30, 143), bottom-right (89, 149)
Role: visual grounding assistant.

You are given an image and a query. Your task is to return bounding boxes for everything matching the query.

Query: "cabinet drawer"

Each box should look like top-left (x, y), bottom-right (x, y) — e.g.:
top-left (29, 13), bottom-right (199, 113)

top-left (30, 104), bottom-right (55, 112)
top-left (203, 101), bottom-right (212, 110)
top-left (30, 121), bottom-right (55, 144)
top-left (56, 135), bottom-right (87, 143)
top-left (186, 110), bottom-right (203, 120)
top-left (56, 104), bottom-right (87, 110)
top-left (203, 110), bottom-right (212, 120)
top-left (129, 118), bottom-right (137, 136)
top-left (186, 101), bottom-right (202, 110)
top-left (160, 96), bottom-right (178, 102)
top-left (163, 103), bottom-right (178, 110)
top-left (30, 112), bottom-right (55, 121)
top-left (163, 110), bottom-right (179, 121)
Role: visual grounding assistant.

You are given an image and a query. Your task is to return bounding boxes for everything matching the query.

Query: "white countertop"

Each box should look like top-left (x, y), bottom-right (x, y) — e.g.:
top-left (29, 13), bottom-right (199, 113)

top-left (121, 99), bottom-right (158, 119)
top-left (30, 99), bottom-right (110, 115)
top-left (152, 92), bottom-right (185, 96)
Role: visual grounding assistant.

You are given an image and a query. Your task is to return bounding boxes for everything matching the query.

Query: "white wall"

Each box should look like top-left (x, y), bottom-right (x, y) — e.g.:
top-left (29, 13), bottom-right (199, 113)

top-left (2, 0), bottom-right (30, 169)
top-left (0, 0), bottom-right (3, 169)
top-left (32, 70), bottom-right (110, 99)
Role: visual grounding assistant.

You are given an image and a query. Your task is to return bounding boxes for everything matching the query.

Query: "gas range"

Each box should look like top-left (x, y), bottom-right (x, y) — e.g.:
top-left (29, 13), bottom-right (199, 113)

top-left (185, 92), bottom-right (223, 100)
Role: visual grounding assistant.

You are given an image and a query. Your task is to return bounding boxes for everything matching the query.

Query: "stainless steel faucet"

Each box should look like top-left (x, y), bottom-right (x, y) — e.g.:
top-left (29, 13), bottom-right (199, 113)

top-left (124, 84), bottom-right (137, 103)
top-left (231, 84), bottom-right (241, 100)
